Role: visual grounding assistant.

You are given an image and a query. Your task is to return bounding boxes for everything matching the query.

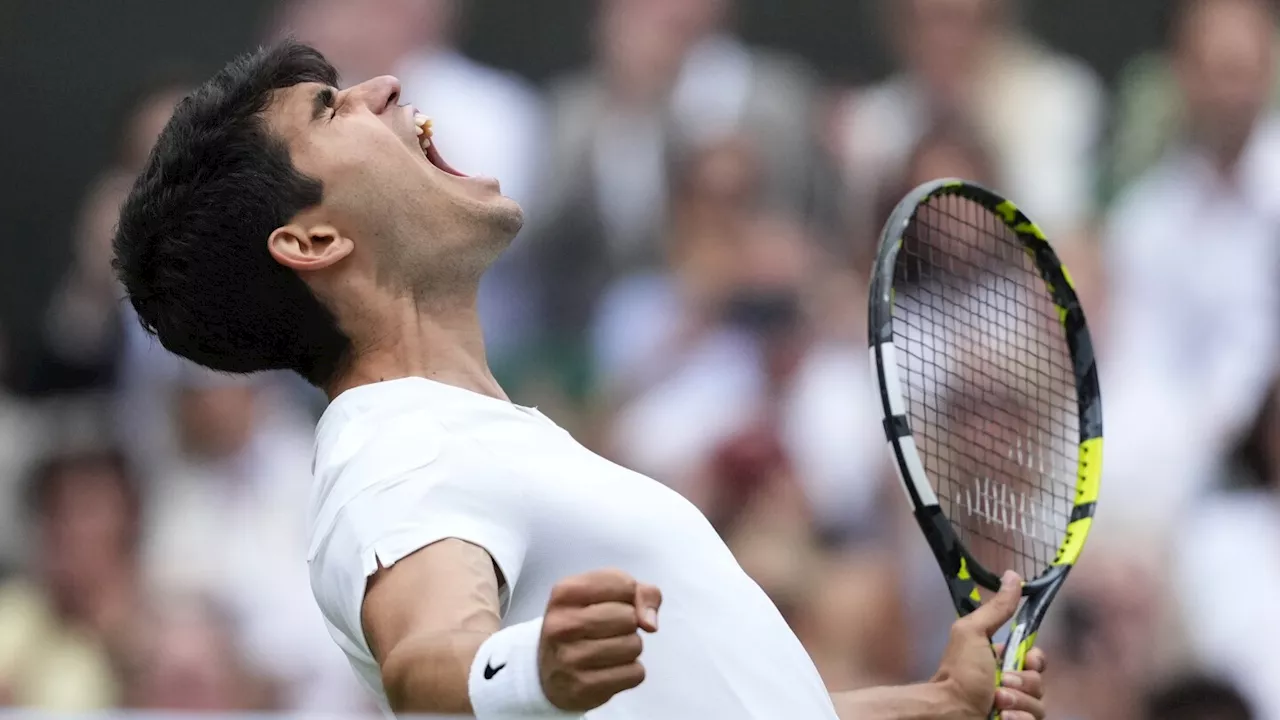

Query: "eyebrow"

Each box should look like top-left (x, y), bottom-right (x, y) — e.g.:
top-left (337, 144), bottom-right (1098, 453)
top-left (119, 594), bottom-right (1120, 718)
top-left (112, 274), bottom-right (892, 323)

top-left (311, 87), bottom-right (334, 122)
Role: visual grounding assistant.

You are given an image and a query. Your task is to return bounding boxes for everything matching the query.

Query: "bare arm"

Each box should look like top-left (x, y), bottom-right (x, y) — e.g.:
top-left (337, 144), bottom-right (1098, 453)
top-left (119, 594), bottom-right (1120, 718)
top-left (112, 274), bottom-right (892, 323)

top-left (830, 684), bottom-right (960, 720)
top-left (361, 542), bottom-right (662, 716)
top-left (829, 573), bottom-right (1048, 720)
top-left (362, 538), bottom-right (501, 714)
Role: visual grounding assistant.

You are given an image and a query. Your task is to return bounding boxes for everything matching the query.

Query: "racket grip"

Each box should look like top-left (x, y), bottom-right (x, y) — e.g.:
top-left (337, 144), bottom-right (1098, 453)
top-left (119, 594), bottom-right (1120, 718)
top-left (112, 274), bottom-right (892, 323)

top-left (989, 631), bottom-right (1032, 719)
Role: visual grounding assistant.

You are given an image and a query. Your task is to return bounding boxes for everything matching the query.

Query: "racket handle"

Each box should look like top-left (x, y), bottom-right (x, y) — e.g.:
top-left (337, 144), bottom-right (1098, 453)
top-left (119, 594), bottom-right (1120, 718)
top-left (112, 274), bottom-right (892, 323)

top-left (989, 627), bottom-right (1033, 719)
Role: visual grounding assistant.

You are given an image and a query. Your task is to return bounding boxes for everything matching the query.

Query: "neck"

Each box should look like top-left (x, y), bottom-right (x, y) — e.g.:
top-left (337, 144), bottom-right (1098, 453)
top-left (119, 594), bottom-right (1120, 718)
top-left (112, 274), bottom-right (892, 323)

top-left (327, 291), bottom-right (506, 402)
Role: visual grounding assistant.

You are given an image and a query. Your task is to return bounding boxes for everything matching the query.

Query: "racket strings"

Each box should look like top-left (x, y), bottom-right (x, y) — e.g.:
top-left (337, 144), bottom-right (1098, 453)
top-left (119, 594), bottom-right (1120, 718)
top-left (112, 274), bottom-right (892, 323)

top-left (893, 194), bottom-right (1078, 579)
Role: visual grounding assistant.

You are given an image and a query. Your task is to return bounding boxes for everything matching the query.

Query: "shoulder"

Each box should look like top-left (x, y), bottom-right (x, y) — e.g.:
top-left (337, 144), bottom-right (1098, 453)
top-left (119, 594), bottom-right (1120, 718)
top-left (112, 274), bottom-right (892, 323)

top-left (306, 383), bottom-right (541, 650)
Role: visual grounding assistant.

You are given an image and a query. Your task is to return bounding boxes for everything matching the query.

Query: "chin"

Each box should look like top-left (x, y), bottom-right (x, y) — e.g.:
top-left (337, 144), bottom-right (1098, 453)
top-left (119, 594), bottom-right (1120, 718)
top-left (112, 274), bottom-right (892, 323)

top-left (488, 194), bottom-right (525, 239)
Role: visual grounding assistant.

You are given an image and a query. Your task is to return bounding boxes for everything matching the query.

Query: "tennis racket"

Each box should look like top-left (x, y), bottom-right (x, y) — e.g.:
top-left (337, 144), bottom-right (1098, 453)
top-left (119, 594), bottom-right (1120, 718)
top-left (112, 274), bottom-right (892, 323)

top-left (868, 179), bottom-right (1102, 718)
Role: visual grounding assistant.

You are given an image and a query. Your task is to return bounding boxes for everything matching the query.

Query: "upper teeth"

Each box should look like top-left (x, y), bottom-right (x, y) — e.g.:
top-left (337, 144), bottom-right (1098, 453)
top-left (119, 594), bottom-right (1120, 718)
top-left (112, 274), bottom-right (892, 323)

top-left (414, 113), bottom-right (433, 148)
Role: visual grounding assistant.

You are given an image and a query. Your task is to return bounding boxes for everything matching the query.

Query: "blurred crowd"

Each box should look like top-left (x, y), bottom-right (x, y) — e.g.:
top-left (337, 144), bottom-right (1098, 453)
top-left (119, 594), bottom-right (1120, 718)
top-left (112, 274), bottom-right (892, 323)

top-left (1, 0), bottom-right (1278, 718)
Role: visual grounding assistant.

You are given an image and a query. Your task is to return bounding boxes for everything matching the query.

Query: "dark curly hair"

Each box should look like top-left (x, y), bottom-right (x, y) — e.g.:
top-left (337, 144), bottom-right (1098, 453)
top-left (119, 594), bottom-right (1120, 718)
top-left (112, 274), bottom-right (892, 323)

top-left (113, 40), bottom-right (351, 387)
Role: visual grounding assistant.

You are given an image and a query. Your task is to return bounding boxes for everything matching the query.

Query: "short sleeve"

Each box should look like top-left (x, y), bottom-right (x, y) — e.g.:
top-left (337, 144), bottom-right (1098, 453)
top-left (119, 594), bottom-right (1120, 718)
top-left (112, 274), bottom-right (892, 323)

top-left (346, 469), bottom-right (528, 609)
top-left (307, 424), bottom-right (530, 669)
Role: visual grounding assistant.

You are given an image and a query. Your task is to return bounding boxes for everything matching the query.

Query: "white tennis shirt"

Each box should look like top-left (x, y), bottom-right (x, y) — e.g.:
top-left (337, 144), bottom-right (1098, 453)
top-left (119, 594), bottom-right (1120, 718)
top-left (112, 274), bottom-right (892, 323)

top-left (307, 377), bottom-right (839, 718)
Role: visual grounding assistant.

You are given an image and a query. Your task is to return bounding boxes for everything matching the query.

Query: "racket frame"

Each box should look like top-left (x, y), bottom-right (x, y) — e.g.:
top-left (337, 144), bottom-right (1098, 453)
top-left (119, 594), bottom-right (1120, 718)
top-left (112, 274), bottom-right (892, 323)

top-left (868, 179), bottom-right (1103, 703)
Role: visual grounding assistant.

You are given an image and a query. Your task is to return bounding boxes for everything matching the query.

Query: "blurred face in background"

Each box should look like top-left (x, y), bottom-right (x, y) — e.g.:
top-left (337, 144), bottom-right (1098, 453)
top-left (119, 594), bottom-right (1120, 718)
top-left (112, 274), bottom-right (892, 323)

top-left (37, 458), bottom-right (138, 617)
top-left (127, 600), bottom-right (254, 711)
top-left (893, 0), bottom-right (1002, 108)
top-left (1175, 0), bottom-right (1277, 165)
top-left (723, 214), bottom-right (813, 342)
top-left (887, 125), bottom-right (997, 279)
top-left (280, 0), bottom-right (455, 80)
top-left (668, 137), bottom-right (763, 308)
top-left (596, 0), bottom-right (700, 104)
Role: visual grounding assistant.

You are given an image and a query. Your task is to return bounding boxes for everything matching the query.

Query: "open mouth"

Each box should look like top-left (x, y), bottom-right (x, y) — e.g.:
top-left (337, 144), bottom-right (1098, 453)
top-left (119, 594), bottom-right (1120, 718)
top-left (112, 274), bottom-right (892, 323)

top-left (413, 113), bottom-right (467, 177)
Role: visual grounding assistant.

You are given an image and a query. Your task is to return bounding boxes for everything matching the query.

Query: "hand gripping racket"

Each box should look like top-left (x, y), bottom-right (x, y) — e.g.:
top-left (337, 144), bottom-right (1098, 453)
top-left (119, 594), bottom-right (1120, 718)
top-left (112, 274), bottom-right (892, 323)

top-left (868, 179), bottom-right (1102, 717)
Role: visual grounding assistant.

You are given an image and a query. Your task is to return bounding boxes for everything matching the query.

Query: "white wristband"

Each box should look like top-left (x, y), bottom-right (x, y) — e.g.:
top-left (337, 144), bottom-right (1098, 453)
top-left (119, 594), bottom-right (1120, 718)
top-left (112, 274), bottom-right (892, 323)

top-left (468, 618), bottom-right (580, 719)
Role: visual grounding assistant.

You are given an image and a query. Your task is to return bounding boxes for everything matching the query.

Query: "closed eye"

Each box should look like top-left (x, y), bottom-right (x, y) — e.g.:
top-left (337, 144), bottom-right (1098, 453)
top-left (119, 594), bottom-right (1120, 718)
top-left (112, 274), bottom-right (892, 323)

top-left (312, 87), bottom-right (338, 122)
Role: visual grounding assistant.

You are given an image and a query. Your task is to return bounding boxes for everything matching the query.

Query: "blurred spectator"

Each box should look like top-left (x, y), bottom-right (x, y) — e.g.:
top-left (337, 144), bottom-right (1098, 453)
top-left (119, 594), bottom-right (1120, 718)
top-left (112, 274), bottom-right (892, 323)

top-left (529, 0), bottom-right (832, 369)
top-left (141, 364), bottom-right (367, 712)
top-left (1105, 0), bottom-right (1280, 205)
top-left (591, 135), bottom-right (764, 399)
top-left (787, 547), bottom-right (910, 691)
top-left (16, 2), bottom-right (1280, 717)
top-left (867, 121), bottom-right (998, 266)
top-left (833, 0), bottom-right (1105, 243)
top-left (9, 173), bottom-right (131, 400)
top-left (602, 137), bottom-right (888, 543)
top-left (1173, 377), bottom-right (1280, 719)
top-left (8, 76), bottom-right (188, 400)
top-left (665, 0), bottom-right (837, 224)
top-left (276, 0), bottom-right (546, 364)
top-left (1032, 550), bottom-right (1170, 720)
top-left (121, 595), bottom-right (268, 711)
top-left (0, 448), bottom-right (145, 709)
top-left (1099, 0), bottom-right (1280, 546)
top-left (1144, 674), bottom-right (1256, 720)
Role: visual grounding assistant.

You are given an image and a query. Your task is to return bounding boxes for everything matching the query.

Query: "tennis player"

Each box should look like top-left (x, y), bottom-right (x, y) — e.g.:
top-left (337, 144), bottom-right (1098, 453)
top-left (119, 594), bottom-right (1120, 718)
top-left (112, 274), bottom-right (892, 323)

top-left (113, 41), bottom-right (1047, 719)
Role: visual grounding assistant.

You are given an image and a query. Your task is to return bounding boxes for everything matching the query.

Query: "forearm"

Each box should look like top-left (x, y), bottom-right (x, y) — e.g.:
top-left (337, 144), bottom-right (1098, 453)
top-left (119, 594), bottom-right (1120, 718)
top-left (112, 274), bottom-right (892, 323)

top-left (831, 682), bottom-right (963, 720)
top-left (381, 629), bottom-right (490, 714)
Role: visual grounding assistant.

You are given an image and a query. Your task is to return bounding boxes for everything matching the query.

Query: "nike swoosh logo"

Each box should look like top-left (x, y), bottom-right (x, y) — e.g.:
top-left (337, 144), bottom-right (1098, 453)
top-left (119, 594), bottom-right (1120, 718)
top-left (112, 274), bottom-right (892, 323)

top-left (484, 661), bottom-right (507, 680)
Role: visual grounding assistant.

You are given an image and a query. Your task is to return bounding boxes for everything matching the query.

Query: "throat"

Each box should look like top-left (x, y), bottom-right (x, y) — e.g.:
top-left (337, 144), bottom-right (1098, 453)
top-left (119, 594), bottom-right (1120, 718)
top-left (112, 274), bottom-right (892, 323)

top-left (327, 296), bottom-right (504, 403)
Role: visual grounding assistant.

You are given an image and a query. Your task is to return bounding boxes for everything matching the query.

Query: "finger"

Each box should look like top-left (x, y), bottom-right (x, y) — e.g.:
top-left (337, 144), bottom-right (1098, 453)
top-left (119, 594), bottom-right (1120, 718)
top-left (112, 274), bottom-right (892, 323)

top-left (997, 712), bottom-right (1036, 720)
top-left (1002, 670), bottom-right (1043, 700)
top-left (550, 569), bottom-right (638, 608)
top-left (994, 688), bottom-right (1044, 718)
top-left (1024, 648), bottom-right (1047, 673)
top-left (961, 571), bottom-right (1022, 637)
top-left (545, 602), bottom-right (639, 641)
top-left (561, 634), bottom-right (644, 670)
top-left (576, 662), bottom-right (646, 706)
top-left (634, 583), bottom-right (662, 632)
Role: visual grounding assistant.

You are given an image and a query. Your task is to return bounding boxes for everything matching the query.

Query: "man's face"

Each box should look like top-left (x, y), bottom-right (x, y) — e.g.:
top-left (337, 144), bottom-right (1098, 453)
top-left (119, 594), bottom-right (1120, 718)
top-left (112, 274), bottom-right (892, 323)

top-left (264, 74), bottom-right (523, 293)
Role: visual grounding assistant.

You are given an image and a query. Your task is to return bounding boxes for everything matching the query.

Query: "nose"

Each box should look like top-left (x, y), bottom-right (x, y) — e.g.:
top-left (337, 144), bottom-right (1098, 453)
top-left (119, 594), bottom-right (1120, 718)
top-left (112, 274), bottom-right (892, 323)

top-left (346, 75), bottom-right (402, 114)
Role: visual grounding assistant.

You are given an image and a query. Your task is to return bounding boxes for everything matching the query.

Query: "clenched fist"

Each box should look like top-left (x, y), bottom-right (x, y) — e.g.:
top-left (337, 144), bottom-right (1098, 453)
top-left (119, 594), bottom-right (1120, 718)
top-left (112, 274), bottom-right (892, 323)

top-left (538, 569), bottom-right (663, 712)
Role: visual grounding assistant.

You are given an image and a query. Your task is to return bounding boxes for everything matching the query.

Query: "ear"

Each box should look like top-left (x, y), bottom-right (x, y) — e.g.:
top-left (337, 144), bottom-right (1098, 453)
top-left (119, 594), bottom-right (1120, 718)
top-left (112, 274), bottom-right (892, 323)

top-left (268, 224), bottom-right (353, 273)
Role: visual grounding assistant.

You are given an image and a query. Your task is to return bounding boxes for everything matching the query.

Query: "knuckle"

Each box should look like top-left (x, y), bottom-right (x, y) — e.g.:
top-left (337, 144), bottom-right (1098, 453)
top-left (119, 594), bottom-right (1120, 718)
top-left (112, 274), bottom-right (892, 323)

top-left (599, 567), bottom-right (636, 589)
top-left (609, 603), bottom-right (640, 628)
top-left (543, 613), bottom-right (574, 641)
top-left (628, 661), bottom-right (646, 688)
top-left (549, 579), bottom-right (576, 604)
top-left (556, 641), bottom-right (582, 667)
top-left (1021, 670), bottom-right (1043, 691)
top-left (589, 603), bottom-right (635, 634)
top-left (624, 633), bottom-right (644, 659)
